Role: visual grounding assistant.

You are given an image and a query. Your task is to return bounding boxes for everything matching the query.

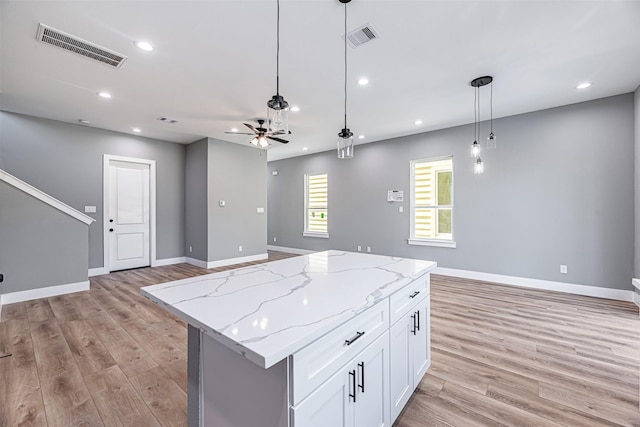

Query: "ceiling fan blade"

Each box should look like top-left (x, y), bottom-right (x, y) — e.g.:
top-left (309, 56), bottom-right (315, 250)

top-left (267, 136), bottom-right (289, 144)
top-left (243, 123), bottom-right (258, 133)
top-left (224, 132), bottom-right (255, 135)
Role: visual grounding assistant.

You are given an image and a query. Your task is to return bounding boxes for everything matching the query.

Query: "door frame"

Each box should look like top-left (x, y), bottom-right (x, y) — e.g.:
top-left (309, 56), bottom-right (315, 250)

top-left (103, 154), bottom-right (157, 272)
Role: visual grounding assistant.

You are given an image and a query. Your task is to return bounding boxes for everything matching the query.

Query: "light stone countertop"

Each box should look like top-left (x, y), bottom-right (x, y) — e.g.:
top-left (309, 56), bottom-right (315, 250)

top-left (141, 250), bottom-right (437, 368)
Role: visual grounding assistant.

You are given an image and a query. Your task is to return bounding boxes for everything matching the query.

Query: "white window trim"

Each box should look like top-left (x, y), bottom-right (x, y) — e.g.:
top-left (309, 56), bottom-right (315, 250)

top-left (408, 238), bottom-right (456, 248)
top-left (409, 156), bottom-right (455, 248)
top-left (303, 232), bottom-right (329, 239)
top-left (303, 172), bottom-right (329, 239)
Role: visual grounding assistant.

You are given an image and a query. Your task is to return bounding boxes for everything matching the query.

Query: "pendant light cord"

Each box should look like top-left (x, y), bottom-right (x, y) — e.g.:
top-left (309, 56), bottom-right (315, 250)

top-left (344, 1), bottom-right (348, 129)
top-left (276, 0), bottom-right (280, 95)
top-left (474, 86), bottom-right (477, 141)
top-left (490, 81), bottom-right (493, 134)
top-left (477, 85), bottom-right (480, 141)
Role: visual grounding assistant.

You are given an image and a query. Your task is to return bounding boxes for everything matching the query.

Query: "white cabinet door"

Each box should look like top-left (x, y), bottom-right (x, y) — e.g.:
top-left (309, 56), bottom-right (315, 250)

top-left (353, 331), bottom-right (390, 427)
top-left (389, 315), bottom-right (412, 423)
top-left (292, 361), bottom-right (353, 427)
top-left (389, 294), bottom-right (431, 424)
top-left (292, 332), bottom-right (390, 427)
top-left (412, 297), bottom-right (431, 387)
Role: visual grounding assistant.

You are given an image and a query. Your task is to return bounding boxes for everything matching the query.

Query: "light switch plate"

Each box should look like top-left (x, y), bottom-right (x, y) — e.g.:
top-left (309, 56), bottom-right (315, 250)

top-left (257, 207), bottom-right (265, 213)
top-left (84, 206), bottom-right (96, 213)
top-left (219, 200), bottom-right (225, 207)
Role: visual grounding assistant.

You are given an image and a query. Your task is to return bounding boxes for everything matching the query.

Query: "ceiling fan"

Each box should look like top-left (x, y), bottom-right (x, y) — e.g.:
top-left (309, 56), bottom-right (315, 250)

top-left (225, 119), bottom-right (289, 148)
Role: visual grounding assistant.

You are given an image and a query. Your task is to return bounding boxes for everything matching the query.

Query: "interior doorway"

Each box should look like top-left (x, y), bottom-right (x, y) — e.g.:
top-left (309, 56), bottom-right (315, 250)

top-left (103, 155), bottom-right (156, 272)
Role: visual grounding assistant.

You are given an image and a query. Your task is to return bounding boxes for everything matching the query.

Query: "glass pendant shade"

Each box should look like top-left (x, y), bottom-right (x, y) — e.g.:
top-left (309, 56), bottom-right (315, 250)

top-left (471, 140), bottom-right (480, 158)
top-left (474, 157), bottom-right (484, 174)
top-left (337, 129), bottom-right (354, 159)
top-left (487, 132), bottom-right (497, 150)
top-left (267, 94), bottom-right (289, 134)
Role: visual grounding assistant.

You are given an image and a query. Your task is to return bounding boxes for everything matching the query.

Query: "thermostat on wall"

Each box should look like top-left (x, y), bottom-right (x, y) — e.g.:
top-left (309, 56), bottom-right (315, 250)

top-left (387, 190), bottom-right (403, 202)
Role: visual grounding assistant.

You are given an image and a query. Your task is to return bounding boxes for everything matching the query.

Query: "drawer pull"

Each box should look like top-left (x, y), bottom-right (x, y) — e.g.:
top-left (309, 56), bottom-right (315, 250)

top-left (345, 331), bottom-right (365, 346)
top-left (409, 290), bottom-right (420, 298)
top-left (349, 370), bottom-right (356, 402)
top-left (358, 362), bottom-right (365, 392)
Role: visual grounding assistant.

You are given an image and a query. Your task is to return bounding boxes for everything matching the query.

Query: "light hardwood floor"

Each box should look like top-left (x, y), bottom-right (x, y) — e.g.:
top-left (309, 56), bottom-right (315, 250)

top-left (1, 252), bottom-right (638, 426)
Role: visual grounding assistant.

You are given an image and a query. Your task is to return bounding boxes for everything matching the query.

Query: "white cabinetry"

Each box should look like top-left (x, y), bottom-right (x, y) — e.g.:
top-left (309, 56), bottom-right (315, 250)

top-left (292, 331), bottom-right (390, 427)
top-left (390, 292), bottom-right (431, 422)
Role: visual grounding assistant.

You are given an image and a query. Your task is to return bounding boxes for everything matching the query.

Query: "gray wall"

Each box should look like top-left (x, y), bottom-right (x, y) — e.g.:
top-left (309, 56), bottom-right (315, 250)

top-left (185, 138), bottom-right (209, 261)
top-left (0, 112), bottom-right (186, 269)
top-left (208, 138), bottom-right (267, 261)
top-left (635, 86), bottom-right (640, 279)
top-left (184, 138), bottom-right (267, 263)
top-left (0, 181), bottom-right (88, 293)
top-left (268, 94), bottom-right (635, 291)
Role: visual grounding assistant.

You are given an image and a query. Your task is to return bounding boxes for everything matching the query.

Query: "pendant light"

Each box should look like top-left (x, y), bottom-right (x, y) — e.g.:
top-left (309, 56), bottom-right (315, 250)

top-left (487, 79), bottom-right (497, 149)
top-left (337, 0), bottom-right (354, 159)
top-left (267, 0), bottom-right (289, 135)
top-left (470, 76), bottom-right (493, 174)
top-left (470, 85), bottom-right (480, 158)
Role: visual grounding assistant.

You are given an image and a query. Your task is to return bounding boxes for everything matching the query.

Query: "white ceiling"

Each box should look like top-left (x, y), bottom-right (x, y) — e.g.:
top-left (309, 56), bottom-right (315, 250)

top-left (1, 1), bottom-right (640, 161)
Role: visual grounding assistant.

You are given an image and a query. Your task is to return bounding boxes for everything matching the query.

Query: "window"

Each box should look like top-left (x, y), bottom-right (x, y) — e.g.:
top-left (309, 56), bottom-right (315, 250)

top-left (409, 157), bottom-right (455, 247)
top-left (304, 173), bottom-right (328, 238)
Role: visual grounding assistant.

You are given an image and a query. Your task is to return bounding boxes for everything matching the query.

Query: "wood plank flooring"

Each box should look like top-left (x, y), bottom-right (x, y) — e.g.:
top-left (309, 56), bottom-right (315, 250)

top-left (1, 253), bottom-right (638, 426)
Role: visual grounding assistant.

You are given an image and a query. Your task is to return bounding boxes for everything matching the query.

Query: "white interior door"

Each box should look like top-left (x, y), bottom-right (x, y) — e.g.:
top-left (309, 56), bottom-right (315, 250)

top-left (108, 160), bottom-right (150, 271)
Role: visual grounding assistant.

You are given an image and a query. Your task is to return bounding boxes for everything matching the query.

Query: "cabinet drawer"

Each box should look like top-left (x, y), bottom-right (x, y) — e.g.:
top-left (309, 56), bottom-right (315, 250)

top-left (389, 275), bottom-right (429, 325)
top-left (291, 300), bottom-right (389, 405)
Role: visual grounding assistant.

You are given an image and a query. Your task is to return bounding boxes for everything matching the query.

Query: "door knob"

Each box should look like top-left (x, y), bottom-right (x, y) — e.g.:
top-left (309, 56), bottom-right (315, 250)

top-left (109, 228), bottom-right (114, 232)
top-left (109, 219), bottom-right (114, 223)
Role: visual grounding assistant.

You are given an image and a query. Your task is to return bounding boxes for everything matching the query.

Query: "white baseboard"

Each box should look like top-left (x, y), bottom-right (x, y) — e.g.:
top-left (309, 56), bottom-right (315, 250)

top-left (88, 267), bottom-right (109, 277)
top-left (153, 257), bottom-right (186, 267)
top-left (185, 257), bottom-right (208, 269)
top-left (632, 279), bottom-right (640, 308)
top-left (267, 245), bottom-right (314, 255)
top-left (434, 267), bottom-right (634, 302)
top-left (186, 253), bottom-right (268, 269)
top-left (0, 280), bottom-right (90, 306)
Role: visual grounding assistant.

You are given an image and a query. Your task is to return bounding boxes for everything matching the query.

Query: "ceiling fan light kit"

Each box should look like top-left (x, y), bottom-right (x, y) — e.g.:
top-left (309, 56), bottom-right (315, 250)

top-left (337, 0), bottom-right (355, 160)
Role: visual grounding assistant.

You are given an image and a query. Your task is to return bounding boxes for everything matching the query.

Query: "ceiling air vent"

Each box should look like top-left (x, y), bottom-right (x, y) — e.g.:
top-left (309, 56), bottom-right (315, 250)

top-left (345, 23), bottom-right (379, 48)
top-left (157, 117), bottom-right (179, 124)
top-left (36, 23), bottom-right (127, 68)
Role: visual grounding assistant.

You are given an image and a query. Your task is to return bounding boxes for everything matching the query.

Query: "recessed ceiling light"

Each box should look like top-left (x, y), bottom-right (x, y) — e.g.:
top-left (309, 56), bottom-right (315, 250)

top-left (135, 41), bottom-right (154, 52)
top-left (78, 119), bottom-right (90, 125)
top-left (576, 82), bottom-right (592, 89)
top-left (358, 135), bottom-right (365, 139)
top-left (132, 128), bottom-right (141, 133)
top-left (414, 120), bottom-right (423, 125)
top-left (97, 91), bottom-right (111, 98)
top-left (357, 78), bottom-right (369, 86)
top-left (230, 128), bottom-right (238, 133)
top-left (302, 147), bottom-right (308, 151)
top-left (290, 106), bottom-right (300, 112)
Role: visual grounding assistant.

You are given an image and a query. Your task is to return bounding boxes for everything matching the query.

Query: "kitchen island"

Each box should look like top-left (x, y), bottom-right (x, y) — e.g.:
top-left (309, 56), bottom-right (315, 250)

top-left (141, 250), bottom-right (436, 427)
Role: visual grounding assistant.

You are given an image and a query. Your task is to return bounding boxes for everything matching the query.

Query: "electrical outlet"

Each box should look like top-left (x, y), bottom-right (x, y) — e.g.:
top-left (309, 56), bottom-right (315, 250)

top-left (367, 246), bottom-right (371, 253)
top-left (273, 237), bottom-right (277, 242)
top-left (239, 245), bottom-right (243, 252)
top-left (560, 264), bottom-right (568, 274)
top-left (398, 206), bottom-right (403, 213)
top-left (357, 245), bottom-right (362, 252)
top-left (189, 246), bottom-right (193, 253)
